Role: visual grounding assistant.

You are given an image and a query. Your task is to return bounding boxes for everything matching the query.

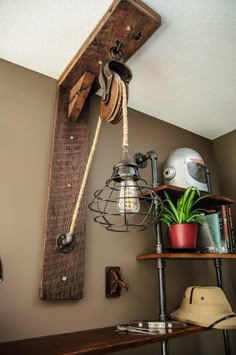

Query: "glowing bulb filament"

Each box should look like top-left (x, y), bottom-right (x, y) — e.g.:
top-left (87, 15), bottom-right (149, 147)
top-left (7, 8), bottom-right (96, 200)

top-left (117, 178), bottom-right (140, 214)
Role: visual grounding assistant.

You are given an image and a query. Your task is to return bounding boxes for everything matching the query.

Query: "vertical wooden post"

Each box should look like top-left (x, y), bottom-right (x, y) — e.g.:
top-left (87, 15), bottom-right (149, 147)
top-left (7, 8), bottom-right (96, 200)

top-left (40, 86), bottom-right (89, 300)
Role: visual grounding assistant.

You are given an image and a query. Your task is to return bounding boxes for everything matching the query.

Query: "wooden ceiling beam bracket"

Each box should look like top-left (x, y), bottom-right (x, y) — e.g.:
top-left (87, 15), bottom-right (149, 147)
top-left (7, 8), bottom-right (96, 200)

top-left (59, 0), bottom-right (161, 92)
top-left (68, 72), bottom-right (95, 122)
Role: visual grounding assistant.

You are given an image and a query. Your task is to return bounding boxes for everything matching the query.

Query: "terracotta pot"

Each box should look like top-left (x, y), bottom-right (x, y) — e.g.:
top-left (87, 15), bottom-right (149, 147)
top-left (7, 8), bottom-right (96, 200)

top-left (169, 223), bottom-right (198, 249)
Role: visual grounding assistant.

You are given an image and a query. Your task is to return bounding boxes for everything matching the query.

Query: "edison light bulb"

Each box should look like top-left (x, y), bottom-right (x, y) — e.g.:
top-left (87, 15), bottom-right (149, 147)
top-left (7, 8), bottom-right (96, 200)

top-left (117, 177), bottom-right (140, 214)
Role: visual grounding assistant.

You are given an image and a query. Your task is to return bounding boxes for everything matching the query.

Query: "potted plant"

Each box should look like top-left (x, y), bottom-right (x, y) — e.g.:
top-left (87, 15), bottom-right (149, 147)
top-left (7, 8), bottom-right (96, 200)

top-left (161, 186), bottom-right (207, 249)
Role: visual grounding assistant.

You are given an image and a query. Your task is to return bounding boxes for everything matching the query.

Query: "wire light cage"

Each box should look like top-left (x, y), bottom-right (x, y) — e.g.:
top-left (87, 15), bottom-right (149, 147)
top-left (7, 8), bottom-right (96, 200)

top-left (88, 156), bottom-right (163, 232)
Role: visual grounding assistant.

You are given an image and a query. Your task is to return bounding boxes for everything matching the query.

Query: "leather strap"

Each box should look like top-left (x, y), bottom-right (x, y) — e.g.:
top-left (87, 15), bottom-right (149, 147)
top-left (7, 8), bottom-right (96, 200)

top-left (189, 286), bottom-right (197, 304)
top-left (208, 314), bottom-right (236, 328)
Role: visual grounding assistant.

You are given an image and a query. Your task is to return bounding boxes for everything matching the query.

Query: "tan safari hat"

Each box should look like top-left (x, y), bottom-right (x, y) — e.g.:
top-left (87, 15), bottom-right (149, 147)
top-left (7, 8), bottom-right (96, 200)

top-left (170, 286), bottom-right (236, 329)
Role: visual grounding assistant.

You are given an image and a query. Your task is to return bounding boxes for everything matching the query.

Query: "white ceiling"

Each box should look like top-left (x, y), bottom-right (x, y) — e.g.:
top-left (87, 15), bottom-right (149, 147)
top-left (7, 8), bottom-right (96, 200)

top-left (0, 0), bottom-right (235, 139)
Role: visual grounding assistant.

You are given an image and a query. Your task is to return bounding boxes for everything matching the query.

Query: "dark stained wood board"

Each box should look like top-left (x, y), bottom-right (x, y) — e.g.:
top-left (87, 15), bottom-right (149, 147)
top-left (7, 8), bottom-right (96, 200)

top-left (59, 0), bottom-right (161, 91)
top-left (68, 72), bottom-right (95, 122)
top-left (137, 253), bottom-right (236, 260)
top-left (0, 325), bottom-right (206, 355)
top-left (39, 86), bottom-right (88, 300)
top-left (143, 184), bottom-right (234, 208)
top-left (40, 0), bottom-right (161, 300)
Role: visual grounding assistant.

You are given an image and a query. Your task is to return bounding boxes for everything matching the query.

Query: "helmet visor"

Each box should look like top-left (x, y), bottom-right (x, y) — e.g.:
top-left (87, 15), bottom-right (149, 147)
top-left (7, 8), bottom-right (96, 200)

top-left (187, 162), bottom-right (207, 183)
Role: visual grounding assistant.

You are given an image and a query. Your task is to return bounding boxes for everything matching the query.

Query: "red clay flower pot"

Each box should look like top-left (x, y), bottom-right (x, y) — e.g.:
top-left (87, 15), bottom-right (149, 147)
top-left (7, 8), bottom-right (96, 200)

top-left (169, 223), bottom-right (198, 249)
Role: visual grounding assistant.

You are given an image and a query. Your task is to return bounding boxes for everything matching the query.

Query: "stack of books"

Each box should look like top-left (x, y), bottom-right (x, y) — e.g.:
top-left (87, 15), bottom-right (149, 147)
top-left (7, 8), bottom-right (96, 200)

top-left (198, 205), bottom-right (235, 253)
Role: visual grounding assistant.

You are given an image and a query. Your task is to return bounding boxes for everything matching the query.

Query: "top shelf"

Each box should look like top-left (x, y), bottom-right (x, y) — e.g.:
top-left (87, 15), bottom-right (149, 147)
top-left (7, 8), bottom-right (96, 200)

top-left (150, 185), bottom-right (234, 207)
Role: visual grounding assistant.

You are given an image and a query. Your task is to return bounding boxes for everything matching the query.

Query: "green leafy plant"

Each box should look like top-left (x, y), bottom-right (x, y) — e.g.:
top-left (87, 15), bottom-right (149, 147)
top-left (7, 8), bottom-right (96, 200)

top-left (161, 186), bottom-right (208, 227)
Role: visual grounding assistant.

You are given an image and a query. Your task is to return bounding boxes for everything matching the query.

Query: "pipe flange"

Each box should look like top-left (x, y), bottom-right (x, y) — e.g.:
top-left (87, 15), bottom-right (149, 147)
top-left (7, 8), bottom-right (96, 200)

top-left (56, 233), bottom-right (75, 253)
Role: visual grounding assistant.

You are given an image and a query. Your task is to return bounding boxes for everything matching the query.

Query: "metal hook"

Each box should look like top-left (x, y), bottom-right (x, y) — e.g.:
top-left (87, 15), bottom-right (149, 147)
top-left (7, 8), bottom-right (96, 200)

top-left (109, 40), bottom-right (124, 61)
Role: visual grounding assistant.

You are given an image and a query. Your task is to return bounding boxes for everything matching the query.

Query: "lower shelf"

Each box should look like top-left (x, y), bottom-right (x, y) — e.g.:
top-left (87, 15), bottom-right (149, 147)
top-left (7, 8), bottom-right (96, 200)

top-left (0, 325), bottom-right (207, 354)
top-left (137, 253), bottom-right (236, 260)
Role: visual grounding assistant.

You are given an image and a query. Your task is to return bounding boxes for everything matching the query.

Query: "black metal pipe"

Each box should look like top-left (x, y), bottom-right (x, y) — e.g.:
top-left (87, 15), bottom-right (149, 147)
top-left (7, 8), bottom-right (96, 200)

top-left (214, 258), bottom-right (223, 287)
top-left (153, 203), bottom-right (167, 319)
top-left (133, 150), bottom-right (159, 188)
top-left (161, 340), bottom-right (169, 355)
top-left (146, 151), bottom-right (159, 188)
top-left (135, 150), bottom-right (170, 354)
top-left (214, 258), bottom-right (231, 355)
top-left (157, 258), bottom-right (168, 322)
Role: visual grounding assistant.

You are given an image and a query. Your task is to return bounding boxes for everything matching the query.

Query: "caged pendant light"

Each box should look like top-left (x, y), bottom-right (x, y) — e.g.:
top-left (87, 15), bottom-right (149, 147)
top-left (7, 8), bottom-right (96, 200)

top-left (88, 63), bottom-right (162, 232)
top-left (88, 150), bottom-right (161, 232)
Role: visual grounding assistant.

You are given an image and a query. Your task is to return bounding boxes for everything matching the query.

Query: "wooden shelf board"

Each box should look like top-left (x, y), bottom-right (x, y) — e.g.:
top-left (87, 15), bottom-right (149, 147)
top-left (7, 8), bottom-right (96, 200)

top-left (137, 253), bottom-right (236, 260)
top-left (0, 325), bottom-right (206, 355)
top-left (147, 184), bottom-right (234, 206)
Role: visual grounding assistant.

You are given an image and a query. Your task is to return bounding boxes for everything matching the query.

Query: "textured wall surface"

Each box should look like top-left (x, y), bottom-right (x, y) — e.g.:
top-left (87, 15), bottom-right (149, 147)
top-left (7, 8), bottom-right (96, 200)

top-left (0, 0), bottom-right (236, 138)
top-left (213, 130), bottom-right (236, 229)
top-left (213, 130), bottom-right (236, 314)
top-left (0, 59), bottom-right (235, 355)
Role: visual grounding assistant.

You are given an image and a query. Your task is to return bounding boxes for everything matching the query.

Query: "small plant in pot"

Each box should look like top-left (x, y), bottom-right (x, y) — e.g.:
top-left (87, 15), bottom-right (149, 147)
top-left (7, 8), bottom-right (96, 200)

top-left (161, 186), bottom-right (207, 249)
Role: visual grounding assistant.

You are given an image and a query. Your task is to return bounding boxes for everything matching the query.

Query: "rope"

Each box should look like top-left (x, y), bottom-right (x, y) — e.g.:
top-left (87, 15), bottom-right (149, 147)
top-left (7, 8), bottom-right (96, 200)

top-left (69, 116), bottom-right (103, 235)
top-left (120, 81), bottom-right (128, 149)
top-left (69, 78), bottom-right (128, 235)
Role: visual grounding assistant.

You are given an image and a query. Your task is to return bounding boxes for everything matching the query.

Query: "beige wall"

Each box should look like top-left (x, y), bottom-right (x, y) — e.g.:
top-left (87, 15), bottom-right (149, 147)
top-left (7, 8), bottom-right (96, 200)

top-left (0, 59), bottom-right (235, 355)
top-left (213, 130), bottom-right (236, 229)
top-left (213, 131), bottom-right (236, 306)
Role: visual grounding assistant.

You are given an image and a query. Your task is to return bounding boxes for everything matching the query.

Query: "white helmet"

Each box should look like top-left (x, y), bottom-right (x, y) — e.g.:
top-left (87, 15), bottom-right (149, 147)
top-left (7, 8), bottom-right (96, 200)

top-left (163, 148), bottom-right (209, 192)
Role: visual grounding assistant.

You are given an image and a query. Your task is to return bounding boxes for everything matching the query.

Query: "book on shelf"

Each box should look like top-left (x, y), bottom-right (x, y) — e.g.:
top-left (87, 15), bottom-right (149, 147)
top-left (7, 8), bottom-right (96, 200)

top-left (197, 222), bottom-right (217, 253)
top-left (204, 205), bottom-right (235, 253)
top-left (205, 213), bottom-right (222, 253)
top-left (225, 205), bottom-right (235, 253)
top-left (215, 205), bottom-right (229, 253)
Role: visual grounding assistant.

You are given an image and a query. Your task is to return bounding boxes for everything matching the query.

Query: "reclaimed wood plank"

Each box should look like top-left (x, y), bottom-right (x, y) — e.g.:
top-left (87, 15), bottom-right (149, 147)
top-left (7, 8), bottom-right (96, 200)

top-left (58, 0), bottom-right (161, 91)
top-left (39, 86), bottom-right (88, 300)
top-left (137, 253), bottom-right (236, 260)
top-left (0, 325), bottom-right (206, 355)
top-left (68, 72), bottom-right (95, 122)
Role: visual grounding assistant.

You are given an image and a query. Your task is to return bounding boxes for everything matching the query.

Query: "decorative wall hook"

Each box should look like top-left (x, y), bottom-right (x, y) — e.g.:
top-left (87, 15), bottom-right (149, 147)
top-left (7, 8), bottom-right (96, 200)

top-left (105, 266), bottom-right (128, 297)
